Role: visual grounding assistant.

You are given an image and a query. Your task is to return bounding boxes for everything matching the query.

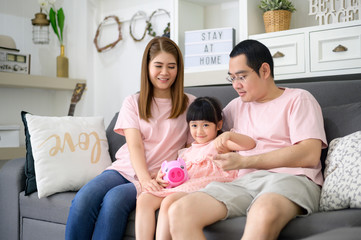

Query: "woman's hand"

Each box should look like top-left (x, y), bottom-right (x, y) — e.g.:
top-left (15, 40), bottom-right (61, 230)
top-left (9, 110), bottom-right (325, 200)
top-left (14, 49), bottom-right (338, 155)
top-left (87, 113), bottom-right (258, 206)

top-left (139, 178), bottom-right (163, 192)
top-left (124, 128), bottom-right (165, 192)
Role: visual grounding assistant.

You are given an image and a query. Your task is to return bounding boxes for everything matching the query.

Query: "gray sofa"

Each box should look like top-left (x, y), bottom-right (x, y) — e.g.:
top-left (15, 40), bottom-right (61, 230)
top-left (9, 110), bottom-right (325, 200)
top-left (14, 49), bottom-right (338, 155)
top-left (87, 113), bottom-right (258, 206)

top-left (1, 78), bottom-right (361, 240)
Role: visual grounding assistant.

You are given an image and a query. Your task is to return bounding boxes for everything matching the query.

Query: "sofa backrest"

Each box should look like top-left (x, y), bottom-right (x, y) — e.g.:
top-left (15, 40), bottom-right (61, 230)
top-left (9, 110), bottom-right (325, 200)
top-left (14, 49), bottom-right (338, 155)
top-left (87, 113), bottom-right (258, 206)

top-left (106, 79), bottom-right (361, 168)
top-left (106, 112), bottom-right (125, 162)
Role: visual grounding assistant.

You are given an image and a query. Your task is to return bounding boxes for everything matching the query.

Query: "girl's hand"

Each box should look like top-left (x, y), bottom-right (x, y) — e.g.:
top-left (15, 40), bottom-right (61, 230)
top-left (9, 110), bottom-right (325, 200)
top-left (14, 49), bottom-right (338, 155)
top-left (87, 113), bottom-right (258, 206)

top-left (214, 132), bottom-right (231, 153)
top-left (140, 178), bottom-right (163, 192)
top-left (156, 169), bottom-right (169, 188)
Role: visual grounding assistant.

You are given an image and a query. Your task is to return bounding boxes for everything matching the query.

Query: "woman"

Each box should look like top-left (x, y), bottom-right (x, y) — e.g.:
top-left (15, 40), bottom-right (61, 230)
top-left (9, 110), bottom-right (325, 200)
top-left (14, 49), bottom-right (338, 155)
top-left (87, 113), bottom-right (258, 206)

top-left (65, 37), bottom-right (195, 240)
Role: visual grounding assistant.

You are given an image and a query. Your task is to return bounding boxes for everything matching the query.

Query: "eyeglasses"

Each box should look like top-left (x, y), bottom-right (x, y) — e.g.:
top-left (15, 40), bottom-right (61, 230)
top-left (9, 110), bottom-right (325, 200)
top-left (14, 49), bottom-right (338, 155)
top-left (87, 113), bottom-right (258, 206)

top-left (226, 70), bottom-right (254, 84)
top-left (226, 75), bottom-right (246, 83)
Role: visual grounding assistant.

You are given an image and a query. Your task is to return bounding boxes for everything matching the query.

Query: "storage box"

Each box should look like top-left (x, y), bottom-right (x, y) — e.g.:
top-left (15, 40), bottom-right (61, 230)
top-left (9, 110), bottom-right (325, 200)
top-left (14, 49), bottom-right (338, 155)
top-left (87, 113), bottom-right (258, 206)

top-left (0, 125), bottom-right (20, 147)
top-left (185, 27), bottom-right (235, 69)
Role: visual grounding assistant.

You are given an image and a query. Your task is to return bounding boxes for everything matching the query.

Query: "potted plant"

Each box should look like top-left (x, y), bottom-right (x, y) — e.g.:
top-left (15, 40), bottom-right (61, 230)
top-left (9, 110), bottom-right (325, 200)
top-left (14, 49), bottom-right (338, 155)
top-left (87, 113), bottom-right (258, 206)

top-left (259, 0), bottom-right (296, 33)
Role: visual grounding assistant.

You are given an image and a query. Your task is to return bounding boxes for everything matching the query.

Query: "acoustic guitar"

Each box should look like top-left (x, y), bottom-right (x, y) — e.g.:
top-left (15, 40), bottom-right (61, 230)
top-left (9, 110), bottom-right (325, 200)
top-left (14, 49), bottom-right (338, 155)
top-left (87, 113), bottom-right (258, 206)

top-left (68, 83), bottom-right (86, 116)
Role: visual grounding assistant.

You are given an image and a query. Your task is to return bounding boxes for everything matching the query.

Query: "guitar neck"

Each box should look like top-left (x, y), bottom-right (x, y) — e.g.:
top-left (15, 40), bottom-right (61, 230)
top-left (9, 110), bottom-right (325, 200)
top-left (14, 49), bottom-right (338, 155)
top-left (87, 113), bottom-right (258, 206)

top-left (68, 83), bottom-right (86, 116)
top-left (68, 103), bottom-right (76, 116)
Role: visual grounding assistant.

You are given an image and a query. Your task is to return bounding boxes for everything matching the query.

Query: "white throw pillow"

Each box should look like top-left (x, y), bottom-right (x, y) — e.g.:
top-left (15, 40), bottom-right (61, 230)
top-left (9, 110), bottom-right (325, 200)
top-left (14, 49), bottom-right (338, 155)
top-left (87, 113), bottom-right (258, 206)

top-left (319, 131), bottom-right (361, 211)
top-left (25, 114), bottom-right (112, 198)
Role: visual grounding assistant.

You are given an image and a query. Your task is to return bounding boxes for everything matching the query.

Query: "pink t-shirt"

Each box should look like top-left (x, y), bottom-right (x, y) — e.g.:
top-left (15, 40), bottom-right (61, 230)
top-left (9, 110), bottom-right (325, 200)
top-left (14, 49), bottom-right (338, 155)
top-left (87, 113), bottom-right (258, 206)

top-left (144, 141), bottom-right (238, 197)
top-left (107, 93), bottom-right (196, 187)
top-left (223, 88), bottom-right (327, 186)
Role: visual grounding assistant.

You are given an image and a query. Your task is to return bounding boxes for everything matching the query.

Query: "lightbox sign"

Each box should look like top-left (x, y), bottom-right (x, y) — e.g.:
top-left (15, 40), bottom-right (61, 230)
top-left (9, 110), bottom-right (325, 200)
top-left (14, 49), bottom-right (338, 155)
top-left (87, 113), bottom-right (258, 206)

top-left (185, 27), bottom-right (235, 68)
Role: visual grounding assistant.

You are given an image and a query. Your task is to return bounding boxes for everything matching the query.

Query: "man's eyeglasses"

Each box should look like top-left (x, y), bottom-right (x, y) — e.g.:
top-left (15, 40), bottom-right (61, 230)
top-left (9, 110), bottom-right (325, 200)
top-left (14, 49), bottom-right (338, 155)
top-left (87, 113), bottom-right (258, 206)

top-left (226, 75), bottom-right (247, 83)
top-left (226, 70), bottom-right (254, 84)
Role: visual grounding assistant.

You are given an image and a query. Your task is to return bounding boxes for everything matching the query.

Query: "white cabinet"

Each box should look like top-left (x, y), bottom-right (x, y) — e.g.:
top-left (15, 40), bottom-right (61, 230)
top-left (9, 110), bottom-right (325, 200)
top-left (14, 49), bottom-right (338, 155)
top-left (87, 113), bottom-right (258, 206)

top-left (254, 33), bottom-right (305, 76)
top-left (310, 25), bottom-right (361, 72)
top-left (250, 21), bottom-right (361, 81)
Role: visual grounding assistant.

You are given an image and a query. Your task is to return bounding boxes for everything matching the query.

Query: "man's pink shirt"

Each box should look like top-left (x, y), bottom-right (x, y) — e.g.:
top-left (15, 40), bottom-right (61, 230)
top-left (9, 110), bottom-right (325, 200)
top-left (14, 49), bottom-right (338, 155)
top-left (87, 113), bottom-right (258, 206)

top-left (223, 88), bottom-right (327, 186)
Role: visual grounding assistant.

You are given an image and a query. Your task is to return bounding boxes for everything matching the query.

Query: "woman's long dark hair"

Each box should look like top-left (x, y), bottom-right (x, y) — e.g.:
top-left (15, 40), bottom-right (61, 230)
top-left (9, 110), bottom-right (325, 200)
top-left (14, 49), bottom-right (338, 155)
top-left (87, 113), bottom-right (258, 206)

top-left (139, 37), bottom-right (188, 121)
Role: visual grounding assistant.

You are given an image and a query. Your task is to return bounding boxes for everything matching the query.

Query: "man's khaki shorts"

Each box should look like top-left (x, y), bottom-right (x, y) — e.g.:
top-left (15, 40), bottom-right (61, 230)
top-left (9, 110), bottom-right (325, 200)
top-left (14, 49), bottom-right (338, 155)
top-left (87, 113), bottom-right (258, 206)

top-left (199, 170), bottom-right (321, 219)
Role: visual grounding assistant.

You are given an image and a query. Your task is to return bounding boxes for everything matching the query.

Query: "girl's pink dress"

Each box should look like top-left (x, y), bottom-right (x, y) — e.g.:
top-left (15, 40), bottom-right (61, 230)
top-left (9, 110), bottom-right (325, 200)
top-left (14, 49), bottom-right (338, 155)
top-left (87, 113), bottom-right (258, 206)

top-left (144, 140), bottom-right (239, 197)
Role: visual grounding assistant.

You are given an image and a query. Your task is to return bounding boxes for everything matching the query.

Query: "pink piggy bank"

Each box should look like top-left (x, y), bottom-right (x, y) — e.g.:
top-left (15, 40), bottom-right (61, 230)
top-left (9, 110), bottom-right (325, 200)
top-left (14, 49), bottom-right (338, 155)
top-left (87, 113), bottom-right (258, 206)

top-left (161, 157), bottom-right (189, 188)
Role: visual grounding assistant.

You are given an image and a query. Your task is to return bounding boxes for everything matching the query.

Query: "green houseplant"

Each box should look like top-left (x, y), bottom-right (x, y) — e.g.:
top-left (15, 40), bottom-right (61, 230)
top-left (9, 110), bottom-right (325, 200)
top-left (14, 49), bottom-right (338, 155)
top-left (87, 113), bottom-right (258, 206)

top-left (39, 0), bottom-right (68, 78)
top-left (258, 0), bottom-right (296, 33)
top-left (38, 0), bottom-right (65, 45)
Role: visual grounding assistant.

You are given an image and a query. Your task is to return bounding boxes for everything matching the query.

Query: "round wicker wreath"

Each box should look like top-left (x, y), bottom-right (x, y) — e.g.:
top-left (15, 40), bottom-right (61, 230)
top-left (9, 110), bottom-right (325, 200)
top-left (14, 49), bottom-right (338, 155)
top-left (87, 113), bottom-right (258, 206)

top-left (94, 15), bottom-right (122, 53)
top-left (146, 9), bottom-right (170, 38)
top-left (129, 11), bottom-right (148, 42)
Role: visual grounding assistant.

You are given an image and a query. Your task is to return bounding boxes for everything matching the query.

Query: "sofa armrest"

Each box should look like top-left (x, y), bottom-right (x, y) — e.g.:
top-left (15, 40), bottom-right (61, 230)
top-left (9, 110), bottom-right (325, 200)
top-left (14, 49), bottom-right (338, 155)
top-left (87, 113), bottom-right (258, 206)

top-left (0, 157), bottom-right (26, 240)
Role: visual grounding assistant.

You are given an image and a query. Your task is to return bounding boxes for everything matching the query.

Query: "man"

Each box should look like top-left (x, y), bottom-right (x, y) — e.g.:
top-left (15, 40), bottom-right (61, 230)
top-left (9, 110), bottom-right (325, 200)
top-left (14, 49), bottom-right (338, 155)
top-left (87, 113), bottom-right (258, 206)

top-left (168, 39), bottom-right (327, 240)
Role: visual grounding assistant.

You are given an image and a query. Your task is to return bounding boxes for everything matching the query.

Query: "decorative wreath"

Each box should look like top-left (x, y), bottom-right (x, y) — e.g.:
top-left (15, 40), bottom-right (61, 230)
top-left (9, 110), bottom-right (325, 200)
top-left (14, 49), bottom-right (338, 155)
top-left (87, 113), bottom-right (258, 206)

top-left (129, 11), bottom-right (148, 42)
top-left (94, 15), bottom-right (122, 53)
top-left (146, 9), bottom-right (170, 38)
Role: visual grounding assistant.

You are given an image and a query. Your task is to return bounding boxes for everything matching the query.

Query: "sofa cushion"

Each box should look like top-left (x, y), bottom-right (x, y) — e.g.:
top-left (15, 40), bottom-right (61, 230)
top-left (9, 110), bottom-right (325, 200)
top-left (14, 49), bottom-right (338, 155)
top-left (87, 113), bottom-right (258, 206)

top-left (300, 227), bottom-right (361, 240)
top-left (202, 208), bottom-right (361, 240)
top-left (24, 113), bottom-right (112, 198)
top-left (319, 131), bottom-right (361, 211)
top-left (19, 191), bottom-right (75, 224)
top-left (322, 102), bottom-right (361, 143)
top-left (22, 218), bottom-right (66, 240)
top-left (279, 209), bottom-right (361, 239)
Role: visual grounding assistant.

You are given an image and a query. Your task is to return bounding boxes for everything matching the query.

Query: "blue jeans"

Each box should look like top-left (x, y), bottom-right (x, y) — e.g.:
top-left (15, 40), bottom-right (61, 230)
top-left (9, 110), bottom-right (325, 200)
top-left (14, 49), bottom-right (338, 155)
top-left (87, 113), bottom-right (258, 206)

top-left (65, 170), bottom-right (137, 240)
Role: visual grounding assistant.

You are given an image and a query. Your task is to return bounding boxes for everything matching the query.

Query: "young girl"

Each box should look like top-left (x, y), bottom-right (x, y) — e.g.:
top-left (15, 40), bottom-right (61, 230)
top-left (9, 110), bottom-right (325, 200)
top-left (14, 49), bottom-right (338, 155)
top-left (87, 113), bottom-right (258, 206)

top-left (65, 37), bottom-right (195, 240)
top-left (135, 96), bottom-right (256, 240)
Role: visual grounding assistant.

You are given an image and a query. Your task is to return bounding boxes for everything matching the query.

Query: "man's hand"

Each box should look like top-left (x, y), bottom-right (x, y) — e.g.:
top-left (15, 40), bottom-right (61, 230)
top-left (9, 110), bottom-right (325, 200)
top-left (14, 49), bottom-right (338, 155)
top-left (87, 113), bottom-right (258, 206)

top-left (213, 139), bottom-right (323, 171)
top-left (213, 152), bottom-right (245, 171)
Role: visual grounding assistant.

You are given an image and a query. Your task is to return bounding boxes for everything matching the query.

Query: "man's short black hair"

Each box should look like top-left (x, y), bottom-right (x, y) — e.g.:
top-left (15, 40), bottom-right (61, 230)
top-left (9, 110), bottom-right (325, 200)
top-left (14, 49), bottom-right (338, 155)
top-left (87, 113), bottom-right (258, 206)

top-left (230, 39), bottom-right (274, 78)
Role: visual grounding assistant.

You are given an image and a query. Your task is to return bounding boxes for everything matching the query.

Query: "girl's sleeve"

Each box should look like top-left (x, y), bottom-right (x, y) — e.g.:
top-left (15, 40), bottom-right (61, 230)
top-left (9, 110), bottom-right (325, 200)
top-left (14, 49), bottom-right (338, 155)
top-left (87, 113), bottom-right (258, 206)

top-left (114, 95), bottom-right (140, 136)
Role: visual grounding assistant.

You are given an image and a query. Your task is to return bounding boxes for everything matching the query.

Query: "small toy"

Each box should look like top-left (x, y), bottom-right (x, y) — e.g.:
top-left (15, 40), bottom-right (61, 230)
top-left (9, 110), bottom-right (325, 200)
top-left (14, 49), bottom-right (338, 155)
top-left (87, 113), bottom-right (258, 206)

top-left (161, 157), bottom-right (189, 188)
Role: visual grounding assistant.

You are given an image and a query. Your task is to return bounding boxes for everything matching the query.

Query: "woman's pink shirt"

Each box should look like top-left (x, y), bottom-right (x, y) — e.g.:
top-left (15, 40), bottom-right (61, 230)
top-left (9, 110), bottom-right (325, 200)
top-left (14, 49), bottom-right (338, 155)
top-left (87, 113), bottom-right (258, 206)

top-left (107, 93), bottom-right (195, 186)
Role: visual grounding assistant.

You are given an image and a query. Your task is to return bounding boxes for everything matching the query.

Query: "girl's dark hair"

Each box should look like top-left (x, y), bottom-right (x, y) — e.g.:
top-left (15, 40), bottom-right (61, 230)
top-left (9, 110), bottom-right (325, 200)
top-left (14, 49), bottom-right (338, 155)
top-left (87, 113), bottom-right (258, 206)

top-left (186, 97), bottom-right (223, 135)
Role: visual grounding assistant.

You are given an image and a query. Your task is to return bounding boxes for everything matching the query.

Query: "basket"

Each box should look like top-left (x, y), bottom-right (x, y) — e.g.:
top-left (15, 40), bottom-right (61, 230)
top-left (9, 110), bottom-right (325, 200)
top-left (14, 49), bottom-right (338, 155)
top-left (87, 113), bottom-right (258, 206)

top-left (263, 10), bottom-right (291, 33)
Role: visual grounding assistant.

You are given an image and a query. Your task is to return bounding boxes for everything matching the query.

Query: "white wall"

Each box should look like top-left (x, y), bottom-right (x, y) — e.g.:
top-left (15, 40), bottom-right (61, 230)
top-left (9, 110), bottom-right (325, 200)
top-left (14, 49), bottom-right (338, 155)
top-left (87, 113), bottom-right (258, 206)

top-left (0, 0), bottom-right (172, 146)
top-left (93, 0), bottom-right (172, 126)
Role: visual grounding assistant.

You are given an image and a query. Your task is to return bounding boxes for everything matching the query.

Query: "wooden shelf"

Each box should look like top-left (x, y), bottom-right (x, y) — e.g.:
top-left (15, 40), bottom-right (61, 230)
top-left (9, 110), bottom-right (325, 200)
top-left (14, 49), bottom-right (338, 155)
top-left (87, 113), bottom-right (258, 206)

top-left (0, 72), bottom-right (86, 90)
top-left (0, 146), bottom-right (26, 160)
